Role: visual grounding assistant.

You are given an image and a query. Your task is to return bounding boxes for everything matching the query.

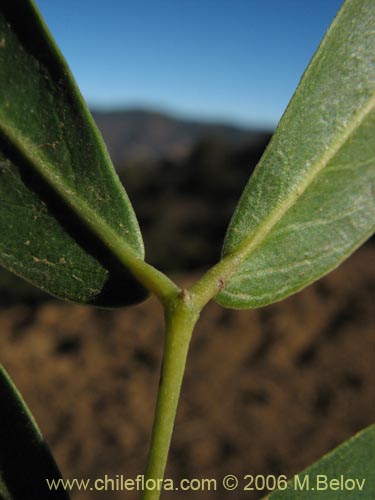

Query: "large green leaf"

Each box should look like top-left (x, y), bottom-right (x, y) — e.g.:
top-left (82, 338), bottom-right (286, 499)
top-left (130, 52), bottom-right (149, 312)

top-left (0, 365), bottom-right (70, 500)
top-left (216, 0), bottom-right (375, 309)
top-left (264, 424), bottom-right (375, 499)
top-left (0, 0), bottom-right (147, 306)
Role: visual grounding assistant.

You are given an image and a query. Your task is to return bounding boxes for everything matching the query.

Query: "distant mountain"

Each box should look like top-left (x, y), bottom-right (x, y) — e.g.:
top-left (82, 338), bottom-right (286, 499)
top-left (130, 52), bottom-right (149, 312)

top-left (91, 108), bottom-right (271, 166)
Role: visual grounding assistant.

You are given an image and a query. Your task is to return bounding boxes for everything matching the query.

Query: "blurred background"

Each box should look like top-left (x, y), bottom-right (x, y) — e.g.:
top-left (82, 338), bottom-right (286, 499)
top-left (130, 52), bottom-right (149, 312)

top-left (1, 1), bottom-right (374, 498)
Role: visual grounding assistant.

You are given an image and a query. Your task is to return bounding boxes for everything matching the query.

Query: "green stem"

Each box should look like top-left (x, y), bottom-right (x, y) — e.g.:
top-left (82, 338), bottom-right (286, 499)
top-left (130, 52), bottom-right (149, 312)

top-left (138, 248), bottom-right (250, 500)
top-left (141, 291), bottom-right (199, 500)
top-left (140, 259), bottom-right (239, 500)
top-left (189, 254), bottom-right (240, 310)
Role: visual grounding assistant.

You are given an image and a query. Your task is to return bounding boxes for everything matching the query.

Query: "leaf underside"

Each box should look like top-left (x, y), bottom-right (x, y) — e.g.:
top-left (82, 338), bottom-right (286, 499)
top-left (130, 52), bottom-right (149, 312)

top-left (0, 0), bottom-right (147, 307)
top-left (264, 424), bottom-right (375, 500)
top-left (0, 365), bottom-right (70, 500)
top-left (217, 0), bottom-right (375, 309)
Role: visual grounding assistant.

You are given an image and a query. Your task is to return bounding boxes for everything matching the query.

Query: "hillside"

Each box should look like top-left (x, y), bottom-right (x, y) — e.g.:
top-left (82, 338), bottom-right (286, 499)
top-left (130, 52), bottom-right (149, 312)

top-left (92, 108), bottom-right (271, 165)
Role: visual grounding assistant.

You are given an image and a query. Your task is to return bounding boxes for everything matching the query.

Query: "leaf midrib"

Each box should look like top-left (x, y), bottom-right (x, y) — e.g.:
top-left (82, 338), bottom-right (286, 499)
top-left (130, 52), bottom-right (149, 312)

top-left (185, 91), bottom-right (375, 310)
top-left (225, 92), bottom-right (375, 275)
top-left (0, 120), bottom-right (139, 256)
top-left (0, 475), bottom-right (13, 500)
top-left (0, 120), bottom-right (181, 302)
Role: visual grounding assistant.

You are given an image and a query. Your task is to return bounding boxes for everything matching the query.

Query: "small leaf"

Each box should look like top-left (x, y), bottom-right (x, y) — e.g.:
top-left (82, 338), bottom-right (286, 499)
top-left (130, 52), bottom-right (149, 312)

top-left (216, 0), bottom-right (375, 309)
top-left (0, 365), bottom-right (70, 499)
top-left (264, 424), bottom-right (375, 499)
top-left (0, 0), bottom-right (147, 307)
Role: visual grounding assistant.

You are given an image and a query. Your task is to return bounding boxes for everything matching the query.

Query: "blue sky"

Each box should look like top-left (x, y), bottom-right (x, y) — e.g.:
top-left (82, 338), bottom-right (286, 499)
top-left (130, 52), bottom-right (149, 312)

top-left (35, 0), bottom-right (343, 128)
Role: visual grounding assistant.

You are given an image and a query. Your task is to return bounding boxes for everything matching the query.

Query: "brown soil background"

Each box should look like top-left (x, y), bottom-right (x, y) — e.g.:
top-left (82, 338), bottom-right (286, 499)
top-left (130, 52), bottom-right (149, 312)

top-left (0, 244), bottom-right (374, 499)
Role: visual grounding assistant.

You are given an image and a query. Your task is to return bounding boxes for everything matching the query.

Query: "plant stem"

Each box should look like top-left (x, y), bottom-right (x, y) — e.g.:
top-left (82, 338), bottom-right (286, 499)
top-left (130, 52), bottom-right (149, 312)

top-left (141, 291), bottom-right (199, 500)
top-left (139, 248), bottom-right (250, 500)
top-left (139, 248), bottom-right (249, 500)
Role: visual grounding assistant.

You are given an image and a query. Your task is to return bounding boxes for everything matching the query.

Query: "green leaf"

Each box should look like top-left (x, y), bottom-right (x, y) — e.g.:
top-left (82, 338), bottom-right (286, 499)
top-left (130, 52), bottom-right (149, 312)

top-left (0, 365), bottom-right (70, 499)
top-left (264, 424), bottom-right (375, 500)
top-left (216, 0), bottom-right (375, 309)
top-left (0, 0), bottom-right (147, 307)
